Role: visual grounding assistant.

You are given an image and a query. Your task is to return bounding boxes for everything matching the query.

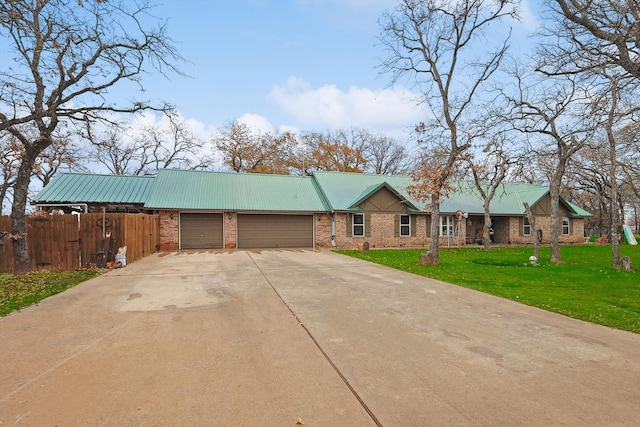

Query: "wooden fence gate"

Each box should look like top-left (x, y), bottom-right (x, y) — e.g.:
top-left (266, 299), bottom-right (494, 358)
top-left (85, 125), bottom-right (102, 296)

top-left (0, 213), bottom-right (159, 273)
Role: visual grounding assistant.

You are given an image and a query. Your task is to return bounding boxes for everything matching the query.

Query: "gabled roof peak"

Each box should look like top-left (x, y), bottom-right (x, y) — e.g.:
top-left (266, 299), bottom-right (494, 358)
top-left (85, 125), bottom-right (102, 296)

top-left (348, 181), bottom-right (419, 211)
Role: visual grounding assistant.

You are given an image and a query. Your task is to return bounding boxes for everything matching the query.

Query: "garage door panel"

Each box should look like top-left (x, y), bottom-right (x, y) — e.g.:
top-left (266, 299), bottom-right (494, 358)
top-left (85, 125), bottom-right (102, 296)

top-left (238, 214), bottom-right (313, 248)
top-left (180, 213), bottom-right (223, 249)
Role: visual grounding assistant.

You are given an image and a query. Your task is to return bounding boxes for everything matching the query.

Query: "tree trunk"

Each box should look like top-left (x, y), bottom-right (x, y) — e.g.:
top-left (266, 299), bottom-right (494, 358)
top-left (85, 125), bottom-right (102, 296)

top-left (483, 207), bottom-right (491, 252)
top-left (607, 81), bottom-right (621, 269)
top-left (423, 193), bottom-right (441, 266)
top-left (0, 185), bottom-right (7, 216)
top-left (11, 149), bottom-right (38, 275)
top-left (610, 150), bottom-right (621, 269)
top-left (523, 202), bottom-right (541, 259)
top-left (549, 175), bottom-right (563, 263)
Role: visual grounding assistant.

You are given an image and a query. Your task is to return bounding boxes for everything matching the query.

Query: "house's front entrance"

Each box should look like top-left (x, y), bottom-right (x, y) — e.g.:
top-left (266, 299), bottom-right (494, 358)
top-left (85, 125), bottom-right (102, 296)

top-left (466, 215), bottom-right (509, 244)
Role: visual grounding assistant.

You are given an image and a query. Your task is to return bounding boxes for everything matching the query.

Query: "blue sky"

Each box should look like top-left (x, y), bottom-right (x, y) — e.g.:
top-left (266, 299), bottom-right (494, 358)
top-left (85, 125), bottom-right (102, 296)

top-left (2, 0), bottom-right (540, 211)
top-left (131, 0), bottom-right (537, 142)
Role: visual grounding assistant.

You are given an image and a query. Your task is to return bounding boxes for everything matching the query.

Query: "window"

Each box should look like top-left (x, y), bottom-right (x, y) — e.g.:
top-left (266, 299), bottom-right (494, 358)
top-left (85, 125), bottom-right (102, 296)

top-left (400, 214), bottom-right (410, 236)
top-left (353, 213), bottom-right (365, 236)
top-left (523, 217), bottom-right (531, 236)
top-left (440, 216), bottom-right (454, 236)
top-left (562, 217), bottom-right (570, 235)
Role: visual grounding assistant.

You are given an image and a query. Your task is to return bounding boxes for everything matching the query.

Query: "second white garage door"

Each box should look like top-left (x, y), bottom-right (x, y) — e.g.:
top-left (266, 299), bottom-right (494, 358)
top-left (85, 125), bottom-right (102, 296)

top-left (237, 214), bottom-right (313, 249)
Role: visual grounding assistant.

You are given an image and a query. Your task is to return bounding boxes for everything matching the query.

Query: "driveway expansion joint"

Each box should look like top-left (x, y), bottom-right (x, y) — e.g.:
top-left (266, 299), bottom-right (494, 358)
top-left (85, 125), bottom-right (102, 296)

top-left (245, 250), bottom-right (384, 427)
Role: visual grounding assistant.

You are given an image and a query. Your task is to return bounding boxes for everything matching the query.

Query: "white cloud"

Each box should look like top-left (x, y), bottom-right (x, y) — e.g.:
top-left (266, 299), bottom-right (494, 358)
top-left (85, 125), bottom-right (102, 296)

top-left (518, 0), bottom-right (541, 33)
top-left (237, 113), bottom-right (275, 134)
top-left (268, 76), bottom-right (424, 138)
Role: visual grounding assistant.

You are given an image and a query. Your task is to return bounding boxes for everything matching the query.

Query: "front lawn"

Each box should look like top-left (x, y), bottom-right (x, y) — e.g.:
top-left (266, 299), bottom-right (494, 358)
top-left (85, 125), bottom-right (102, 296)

top-left (336, 245), bottom-right (640, 334)
top-left (0, 269), bottom-right (101, 316)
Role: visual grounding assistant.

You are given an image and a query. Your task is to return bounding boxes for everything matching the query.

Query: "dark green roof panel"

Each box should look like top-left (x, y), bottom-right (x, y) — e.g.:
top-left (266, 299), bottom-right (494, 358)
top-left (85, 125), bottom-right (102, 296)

top-left (440, 181), bottom-right (549, 215)
top-left (312, 172), bottom-right (423, 211)
top-left (34, 173), bottom-right (155, 204)
top-left (144, 169), bottom-right (330, 211)
top-left (34, 170), bottom-right (592, 217)
top-left (312, 171), bottom-right (588, 216)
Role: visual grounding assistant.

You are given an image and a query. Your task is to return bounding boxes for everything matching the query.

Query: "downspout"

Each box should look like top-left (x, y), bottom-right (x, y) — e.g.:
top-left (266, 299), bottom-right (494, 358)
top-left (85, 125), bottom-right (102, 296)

top-left (310, 171), bottom-right (336, 247)
top-left (331, 213), bottom-right (336, 247)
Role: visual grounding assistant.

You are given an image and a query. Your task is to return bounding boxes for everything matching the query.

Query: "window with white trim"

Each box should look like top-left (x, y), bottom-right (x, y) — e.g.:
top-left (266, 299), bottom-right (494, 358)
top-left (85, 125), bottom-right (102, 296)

top-left (523, 217), bottom-right (531, 236)
top-left (440, 215), bottom-right (454, 236)
top-left (400, 214), bottom-right (410, 236)
top-left (353, 213), bottom-right (365, 236)
top-left (562, 217), bottom-right (570, 235)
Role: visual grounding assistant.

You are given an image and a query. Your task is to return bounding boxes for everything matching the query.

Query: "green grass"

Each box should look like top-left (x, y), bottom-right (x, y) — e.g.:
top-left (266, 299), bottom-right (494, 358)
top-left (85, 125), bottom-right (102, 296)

top-left (0, 269), bottom-right (101, 316)
top-left (336, 245), bottom-right (640, 334)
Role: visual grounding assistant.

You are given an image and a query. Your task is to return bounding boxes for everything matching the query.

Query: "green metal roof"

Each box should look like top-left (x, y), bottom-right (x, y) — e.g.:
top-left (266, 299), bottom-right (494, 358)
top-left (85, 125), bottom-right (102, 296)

top-left (441, 181), bottom-right (593, 217)
top-left (440, 181), bottom-right (549, 215)
top-left (313, 171), bottom-right (591, 217)
top-left (312, 171), bottom-right (423, 211)
top-left (33, 173), bottom-right (154, 204)
top-left (35, 170), bottom-right (592, 217)
top-left (144, 169), bottom-right (330, 211)
top-left (565, 200), bottom-right (593, 217)
top-left (348, 182), bottom-right (419, 210)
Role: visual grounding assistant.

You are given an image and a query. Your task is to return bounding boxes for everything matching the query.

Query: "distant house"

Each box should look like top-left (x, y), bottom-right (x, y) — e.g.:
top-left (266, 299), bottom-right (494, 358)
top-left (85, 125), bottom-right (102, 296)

top-left (34, 169), bottom-right (591, 251)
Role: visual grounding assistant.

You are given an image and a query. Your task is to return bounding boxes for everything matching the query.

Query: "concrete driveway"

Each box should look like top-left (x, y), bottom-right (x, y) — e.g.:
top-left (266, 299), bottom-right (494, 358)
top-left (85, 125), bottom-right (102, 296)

top-left (0, 250), bottom-right (639, 426)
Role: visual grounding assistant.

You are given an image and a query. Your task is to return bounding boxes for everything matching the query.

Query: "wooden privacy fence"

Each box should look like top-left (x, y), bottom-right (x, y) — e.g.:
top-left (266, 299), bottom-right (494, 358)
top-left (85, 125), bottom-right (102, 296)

top-left (0, 213), bottom-right (159, 273)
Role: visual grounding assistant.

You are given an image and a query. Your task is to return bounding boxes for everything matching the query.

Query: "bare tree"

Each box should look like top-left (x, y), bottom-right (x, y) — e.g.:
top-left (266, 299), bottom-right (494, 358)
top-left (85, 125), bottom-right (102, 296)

top-left (0, 132), bottom-right (20, 216)
top-left (88, 114), bottom-right (209, 176)
top-left (214, 120), bottom-right (298, 174)
top-left (0, 0), bottom-right (182, 274)
top-left (1, 127), bottom-right (83, 213)
top-left (378, 0), bottom-right (519, 265)
top-left (88, 126), bottom-right (142, 176)
top-left (364, 133), bottom-right (414, 175)
top-left (134, 112), bottom-right (210, 173)
top-left (536, 0), bottom-right (640, 267)
top-left (548, 0), bottom-right (640, 79)
top-left (296, 130), bottom-right (368, 174)
top-left (465, 135), bottom-right (519, 251)
top-left (569, 142), bottom-right (612, 237)
top-left (251, 131), bottom-right (298, 175)
top-left (35, 136), bottom-right (86, 188)
top-left (618, 123), bottom-right (640, 217)
top-left (503, 70), bottom-right (597, 262)
top-left (87, 126), bottom-right (140, 176)
top-left (214, 121), bottom-right (257, 173)
top-left (594, 75), bottom-right (640, 267)
top-left (571, 78), bottom-right (640, 267)
top-left (85, 111), bottom-right (213, 175)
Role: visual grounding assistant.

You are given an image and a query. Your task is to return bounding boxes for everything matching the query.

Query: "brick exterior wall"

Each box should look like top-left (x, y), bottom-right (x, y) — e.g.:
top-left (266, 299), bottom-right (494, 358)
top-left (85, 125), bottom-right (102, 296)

top-left (333, 213), bottom-right (435, 249)
top-left (158, 210), bottom-right (179, 251)
top-left (508, 216), bottom-right (585, 245)
top-left (225, 213), bottom-right (237, 249)
top-left (157, 209), bottom-right (586, 251)
top-left (315, 213), bottom-right (334, 249)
